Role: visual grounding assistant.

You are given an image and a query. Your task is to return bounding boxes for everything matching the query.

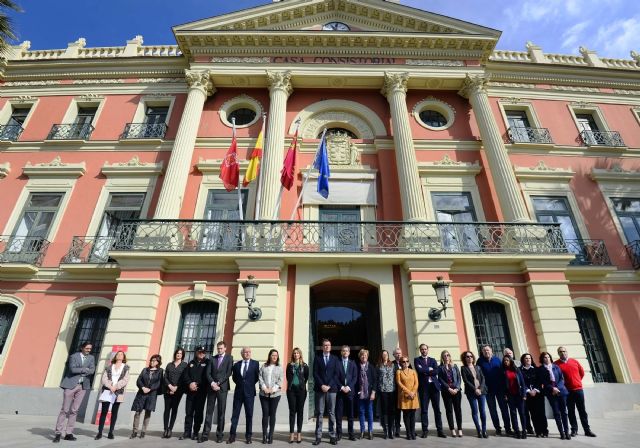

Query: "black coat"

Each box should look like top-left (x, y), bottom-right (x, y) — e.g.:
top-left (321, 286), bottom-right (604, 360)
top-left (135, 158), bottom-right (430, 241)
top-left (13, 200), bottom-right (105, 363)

top-left (206, 354), bottom-right (233, 393)
top-left (184, 357), bottom-right (210, 395)
top-left (131, 368), bottom-right (163, 412)
top-left (232, 359), bottom-right (260, 397)
top-left (355, 362), bottom-right (378, 398)
top-left (461, 365), bottom-right (488, 396)
top-left (285, 362), bottom-right (309, 391)
top-left (313, 354), bottom-right (340, 393)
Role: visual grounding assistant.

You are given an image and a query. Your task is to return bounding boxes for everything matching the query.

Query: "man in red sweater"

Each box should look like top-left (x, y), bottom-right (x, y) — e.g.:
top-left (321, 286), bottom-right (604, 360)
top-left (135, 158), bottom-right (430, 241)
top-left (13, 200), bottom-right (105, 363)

top-left (554, 347), bottom-right (596, 438)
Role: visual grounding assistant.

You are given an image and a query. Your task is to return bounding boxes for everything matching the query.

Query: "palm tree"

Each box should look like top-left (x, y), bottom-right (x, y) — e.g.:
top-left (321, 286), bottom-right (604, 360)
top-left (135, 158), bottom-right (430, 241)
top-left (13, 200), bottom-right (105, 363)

top-left (0, 0), bottom-right (22, 55)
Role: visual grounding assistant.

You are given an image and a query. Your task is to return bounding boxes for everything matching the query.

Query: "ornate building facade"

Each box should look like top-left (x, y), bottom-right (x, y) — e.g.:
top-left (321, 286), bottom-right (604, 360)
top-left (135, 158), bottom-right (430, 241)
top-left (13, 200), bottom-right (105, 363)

top-left (1, 0), bottom-right (639, 414)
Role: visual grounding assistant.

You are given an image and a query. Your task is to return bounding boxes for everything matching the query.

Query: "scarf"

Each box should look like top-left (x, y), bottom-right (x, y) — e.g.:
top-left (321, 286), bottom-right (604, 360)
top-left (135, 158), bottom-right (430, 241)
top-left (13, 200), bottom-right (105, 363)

top-left (359, 362), bottom-right (369, 399)
top-left (544, 363), bottom-right (555, 383)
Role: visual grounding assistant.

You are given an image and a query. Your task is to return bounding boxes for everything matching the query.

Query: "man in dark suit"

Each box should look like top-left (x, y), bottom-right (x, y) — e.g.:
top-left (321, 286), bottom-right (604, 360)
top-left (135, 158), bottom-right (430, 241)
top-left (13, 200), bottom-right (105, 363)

top-left (414, 343), bottom-right (446, 438)
top-left (313, 338), bottom-right (340, 446)
top-left (181, 345), bottom-right (210, 441)
top-left (200, 341), bottom-right (234, 443)
top-left (335, 345), bottom-right (358, 441)
top-left (228, 346), bottom-right (259, 444)
top-left (53, 341), bottom-right (95, 443)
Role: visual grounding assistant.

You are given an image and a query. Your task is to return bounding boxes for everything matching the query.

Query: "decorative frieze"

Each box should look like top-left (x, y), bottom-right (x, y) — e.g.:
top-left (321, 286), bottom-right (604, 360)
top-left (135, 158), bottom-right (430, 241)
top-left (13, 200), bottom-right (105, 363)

top-left (23, 156), bottom-right (86, 178)
top-left (514, 161), bottom-right (575, 181)
top-left (405, 59), bottom-right (464, 66)
top-left (212, 57), bottom-right (271, 64)
top-left (101, 157), bottom-right (163, 177)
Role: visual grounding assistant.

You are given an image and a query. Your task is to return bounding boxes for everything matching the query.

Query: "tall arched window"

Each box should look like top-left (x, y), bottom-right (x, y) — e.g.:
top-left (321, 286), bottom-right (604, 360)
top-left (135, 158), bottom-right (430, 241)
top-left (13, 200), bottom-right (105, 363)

top-left (68, 307), bottom-right (110, 361)
top-left (0, 304), bottom-right (18, 355)
top-left (470, 301), bottom-right (513, 355)
top-left (177, 301), bottom-right (219, 362)
top-left (575, 307), bottom-right (616, 383)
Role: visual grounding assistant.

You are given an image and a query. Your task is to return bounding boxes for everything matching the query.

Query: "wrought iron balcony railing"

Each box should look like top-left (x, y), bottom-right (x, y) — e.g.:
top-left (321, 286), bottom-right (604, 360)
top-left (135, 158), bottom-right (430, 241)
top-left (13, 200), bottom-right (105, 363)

top-left (625, 240), bottom-right (640, 269)
top-left (97, 219), bottom-right (568, 256)
top-left (0, 124), bottom-right (24, 141)
top-left (0, 235), bottom-right (50, 266)
top-left (62, 236), bottom-right (117, 264)
top-left (507, 126), bottom-right (553, 144)
top-left (580, 130), bottom-right (625, 147)
top-left (120, 122), bottom-right (168, 139)
top-left (47, 123), bottom-right (94, 140)
top-left (565, 239), bottom-right (611, 266)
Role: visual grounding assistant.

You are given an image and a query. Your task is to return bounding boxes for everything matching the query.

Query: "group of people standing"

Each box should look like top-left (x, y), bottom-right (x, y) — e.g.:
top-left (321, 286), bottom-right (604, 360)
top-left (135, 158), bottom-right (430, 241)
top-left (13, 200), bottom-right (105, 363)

top-left (52, 339), bottom-right (597, 444)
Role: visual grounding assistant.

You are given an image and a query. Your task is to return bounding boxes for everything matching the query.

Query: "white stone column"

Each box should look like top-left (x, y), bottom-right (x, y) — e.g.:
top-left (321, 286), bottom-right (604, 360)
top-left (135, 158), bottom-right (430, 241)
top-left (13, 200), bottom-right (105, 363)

top-left (258, 71), bottom-right (293, 220)
top-left (154, 70), bottom-right (215, 219)
top-left (458, 74), bottom-right (530, 222)
top-left (381, 72), bottom-right (427, 222)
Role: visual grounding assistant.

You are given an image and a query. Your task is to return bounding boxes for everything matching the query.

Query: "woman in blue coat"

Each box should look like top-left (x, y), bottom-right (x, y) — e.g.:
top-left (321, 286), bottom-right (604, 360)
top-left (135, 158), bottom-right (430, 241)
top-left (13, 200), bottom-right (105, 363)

top-left (539, 351), bottom-right (570, 440)
top-left (501, 356), bottom-right (527, 439)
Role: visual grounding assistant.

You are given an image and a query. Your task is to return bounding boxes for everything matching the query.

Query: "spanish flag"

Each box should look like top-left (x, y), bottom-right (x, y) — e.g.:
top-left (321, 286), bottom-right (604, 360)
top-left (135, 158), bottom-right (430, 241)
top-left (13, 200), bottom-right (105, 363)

top-left (243, 121), bottom-right (265, 187)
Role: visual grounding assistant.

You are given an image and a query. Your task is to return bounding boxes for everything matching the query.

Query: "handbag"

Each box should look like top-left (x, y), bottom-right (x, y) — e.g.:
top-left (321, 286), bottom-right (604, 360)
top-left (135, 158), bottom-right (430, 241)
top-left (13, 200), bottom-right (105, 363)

top-left (99, 389), bottom-right (116, 403)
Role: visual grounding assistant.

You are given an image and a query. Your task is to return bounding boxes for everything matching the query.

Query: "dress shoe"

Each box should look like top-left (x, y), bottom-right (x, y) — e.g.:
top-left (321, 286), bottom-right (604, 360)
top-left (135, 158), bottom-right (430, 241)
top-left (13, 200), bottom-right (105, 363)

top-left (199, 435), bottom-right (209, 443)
top-left (130, 430), bottom-right (138, 439)
top-left (140, 432), bottom-right (146, 439)
top-left (437, 431), bottom-right (447, 438)
top-left (63, 434), bottom-right (77, 441)
top-left (217, 435), bottom-right (224, 443)
top-left (516, 432), bottom-right (522, 439)
top-left (394, 429), bottom-right (400, 438)
top-left (262, 435), bottom-right (268, 444)
top-left (162, 430), bottom-right (168, 438)
top-left (521, 431), bottom-right (527, 439)
top-left (167, 430), bottom-right (173, 439)
top-left (505, 429), bottom-right (514, 437)
top-left (560, 432), bottom-right (566, 440)
top-left (53, 434), bottom-right (61, 443)
top-left (585, 430), bottom-right (597, 437)
top-left (389, 432), bottom-right (394, 440)
top-left (330, 436), bottom-right (337, 445)
top-left (180, 433), bottom-right (192, 441)
top-left (359, 432), bottom-right (364, 440)
top-left (566, 433), bottom-right (572, 440)
top-left (107, 432), bottom-right (115, 440)
top-left (571, 429), bottom-right (578, 437)
top-left (268, 435), bottom-right (273, 444)
top-left (421, 431), bottom-right (428, 438)
top-left (193, 432), bottom-right (200, 441)
top-left (312, 439), bottom-right (321, 446)
top-left (94, 433), bottom-right (102, 440)
top-left (412, 433), bottom-right (417, 440)
top-left (482, 432), bottom-right (488, 438)
top-left (367, 431), bottom-right (372, 440)
top-left (246, 436), bottom-right (253, 444)
top-left (495, 429), bottom-right (502, 436)
top-left (227, 435), bottom-right (236, 444)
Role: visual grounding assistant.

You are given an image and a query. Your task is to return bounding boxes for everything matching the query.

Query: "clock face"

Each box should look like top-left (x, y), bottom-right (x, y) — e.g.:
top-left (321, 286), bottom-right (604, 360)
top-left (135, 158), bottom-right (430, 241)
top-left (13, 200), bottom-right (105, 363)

top-left (322, 21), bottom-right (350, 31)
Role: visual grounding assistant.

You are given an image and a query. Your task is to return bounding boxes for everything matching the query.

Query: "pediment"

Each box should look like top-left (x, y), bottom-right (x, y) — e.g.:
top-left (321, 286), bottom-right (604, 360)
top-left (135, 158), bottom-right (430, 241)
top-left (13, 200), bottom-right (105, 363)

top-left (174, 0), bottom-right (500, 36)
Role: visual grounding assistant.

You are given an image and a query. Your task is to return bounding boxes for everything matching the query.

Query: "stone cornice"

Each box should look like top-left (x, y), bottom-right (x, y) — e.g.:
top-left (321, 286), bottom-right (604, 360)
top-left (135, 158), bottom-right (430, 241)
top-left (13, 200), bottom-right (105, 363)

top-left (23, 156), bottom-right (86, 178)
top-left (590, 165), bottom-right (640, 183)
top-left (101, 157), bottom-right (164, 177)
top-left (196, 158), bottom-right (250, 174)
top-left (514, 161), bottom-right (575, 182)
top-left (0, 162), bottom-right (10, 179)
top-left (418, 155), bottom-right (482, 176)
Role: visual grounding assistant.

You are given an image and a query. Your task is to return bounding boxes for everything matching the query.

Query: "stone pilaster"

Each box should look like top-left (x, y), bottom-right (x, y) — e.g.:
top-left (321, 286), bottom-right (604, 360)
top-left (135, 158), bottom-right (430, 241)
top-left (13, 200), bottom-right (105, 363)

top-left (258, 71), bottom-right (293, 220)
top-left (97, 275), bottom-right (162, 389)
top-left (522, 260), bottom-right (592, 384)
top-left (458, 74), bottom-right (530, 223)
top-left (233, 260), bottom-right (285, 362)
top-left (154, 69), bottom-right (215, 219)
top-left (403, 261), bottom-right (460, 359)
top-left (382, 73), bottom-right (427, 222)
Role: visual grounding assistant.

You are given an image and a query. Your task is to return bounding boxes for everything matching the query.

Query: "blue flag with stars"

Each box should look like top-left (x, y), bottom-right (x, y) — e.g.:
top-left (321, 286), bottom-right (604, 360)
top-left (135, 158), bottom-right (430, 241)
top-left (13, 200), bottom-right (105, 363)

top-left (313, 133), bottom-right (330, 198)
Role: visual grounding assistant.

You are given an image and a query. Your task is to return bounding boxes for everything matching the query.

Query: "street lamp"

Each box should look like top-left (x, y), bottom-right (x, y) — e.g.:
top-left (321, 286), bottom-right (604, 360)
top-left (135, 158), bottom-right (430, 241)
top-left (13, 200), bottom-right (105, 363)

top-left (241, 275), bottom-right (262, 321)
top-left (429, 276), bottom-right (450, 321)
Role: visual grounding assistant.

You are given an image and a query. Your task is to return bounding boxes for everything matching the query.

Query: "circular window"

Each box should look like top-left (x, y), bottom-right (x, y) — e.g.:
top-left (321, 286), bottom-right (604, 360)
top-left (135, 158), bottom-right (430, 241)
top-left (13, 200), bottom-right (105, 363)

top-left (413, 98), bottom-right (455, 131)
top-left (228, 108), bottom-right (256, 126)
top-left (219, 95), bottom-right (262, 129)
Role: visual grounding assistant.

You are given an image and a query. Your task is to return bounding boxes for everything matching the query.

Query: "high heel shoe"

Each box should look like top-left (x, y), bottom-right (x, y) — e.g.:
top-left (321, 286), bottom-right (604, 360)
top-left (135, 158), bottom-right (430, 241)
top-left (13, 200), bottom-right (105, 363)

top-left (289, 433), bottom-right (295, 444)
top-left (296, 433), bottom-right (302, 444)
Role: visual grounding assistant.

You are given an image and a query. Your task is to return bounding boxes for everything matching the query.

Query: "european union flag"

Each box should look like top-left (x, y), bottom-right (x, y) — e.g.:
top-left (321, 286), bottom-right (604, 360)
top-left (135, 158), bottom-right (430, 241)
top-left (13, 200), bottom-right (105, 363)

top-left (313, 134), bottom-right (330, 199)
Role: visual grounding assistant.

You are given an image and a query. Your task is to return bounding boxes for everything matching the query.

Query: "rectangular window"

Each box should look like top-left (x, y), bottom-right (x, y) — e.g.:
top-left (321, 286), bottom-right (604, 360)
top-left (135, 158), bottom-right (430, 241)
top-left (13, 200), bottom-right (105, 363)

top-left (144, 106), bottom-right (169, 125)
top-left (611, 198), bottom-right (640, 243)
top-left (8, 107), bottom-right (30, 126)
top-left (200, 189), bottom-right (248, 251)
top-left (506, 110), bottom-right (531, 143)
top-left (319, 206), bottom-right (361, 252)
top-left (6, 193), bottom-right (63, 262)
top-left (0, 106), bottom-right (31, 141)
top-left (432, 192), bottom-right (479, 252)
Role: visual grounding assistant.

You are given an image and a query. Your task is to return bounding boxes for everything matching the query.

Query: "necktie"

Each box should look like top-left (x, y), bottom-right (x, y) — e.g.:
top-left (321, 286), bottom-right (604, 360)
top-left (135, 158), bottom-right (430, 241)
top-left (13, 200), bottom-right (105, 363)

top-left (344, 360), bottom-right (348, 373)
top-left (324, 356), bottom-right (328, 366)
top-left (242, 361), bottom-right (247, 377)
top-left (217, 355), bottom-right (223, 368)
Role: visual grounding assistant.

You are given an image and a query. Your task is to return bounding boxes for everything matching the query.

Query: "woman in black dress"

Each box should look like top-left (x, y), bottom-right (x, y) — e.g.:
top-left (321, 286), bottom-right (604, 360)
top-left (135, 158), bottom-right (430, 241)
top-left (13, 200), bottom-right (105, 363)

top-left (163, 348), bottom-right (187, 438)
top-left (130, 354), bottom-right (163, 439)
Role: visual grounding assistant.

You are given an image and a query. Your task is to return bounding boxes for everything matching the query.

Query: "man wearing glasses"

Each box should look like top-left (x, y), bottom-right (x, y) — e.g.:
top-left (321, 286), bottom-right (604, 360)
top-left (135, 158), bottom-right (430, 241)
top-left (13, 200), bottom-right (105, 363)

top-left (555, 347), bottom-right (596, 437)
top-left (313, 339), bottom-right (340, 445)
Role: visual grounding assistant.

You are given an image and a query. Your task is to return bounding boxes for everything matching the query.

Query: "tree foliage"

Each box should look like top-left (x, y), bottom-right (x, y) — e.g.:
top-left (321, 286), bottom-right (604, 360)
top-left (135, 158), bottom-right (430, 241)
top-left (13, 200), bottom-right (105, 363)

top-left (0, 0), bottom-right (22, 55)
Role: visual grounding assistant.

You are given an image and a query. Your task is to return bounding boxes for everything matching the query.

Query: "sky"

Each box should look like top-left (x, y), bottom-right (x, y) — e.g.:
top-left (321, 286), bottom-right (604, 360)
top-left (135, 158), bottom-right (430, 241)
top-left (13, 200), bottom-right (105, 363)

top-left (5, 0), bottom-right (639, 59)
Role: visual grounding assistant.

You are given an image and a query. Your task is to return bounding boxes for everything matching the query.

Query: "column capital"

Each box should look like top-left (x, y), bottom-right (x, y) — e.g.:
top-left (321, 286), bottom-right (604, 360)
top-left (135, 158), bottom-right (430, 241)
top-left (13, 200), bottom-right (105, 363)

top-left (458, 73), bottom-right (490, 99)
top-left (381, 72), bottom-right (409, 98)
top-left (185, 69), bottom-right (216, 96)
top-left (266, 70), bottom-right (293, 97)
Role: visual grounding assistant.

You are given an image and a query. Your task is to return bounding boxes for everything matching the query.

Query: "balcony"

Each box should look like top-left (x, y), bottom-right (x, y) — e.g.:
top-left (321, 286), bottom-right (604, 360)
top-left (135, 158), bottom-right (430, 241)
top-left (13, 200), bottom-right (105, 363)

top-left (47, 123), bottom-right (94, 140)
top-left (565, 239), bottom-right (611, 266)
top-left (120, 122), bottom-right (167, 140)
top-left (78, 219), bottom-right (569, 257)
top-left (507, 126), bottom-right (553, 144)
top-left (626, 240), bottom-right (640, 269)
top-left (0, 235), bottom-right (50, 271)
top-left (0, 124), bottom-right (24, 141)
top-left (580, 130), bottom-right (625, 147)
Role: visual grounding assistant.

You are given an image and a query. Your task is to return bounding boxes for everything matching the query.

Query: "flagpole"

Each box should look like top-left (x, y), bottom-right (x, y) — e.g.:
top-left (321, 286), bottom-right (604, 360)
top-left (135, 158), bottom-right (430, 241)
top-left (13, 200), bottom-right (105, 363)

top-left (254, 113), bottom-right (267, 220)
top-left (273, 118), bottom-right (301, 220)
top-left (289, 127), bottom-right (326, 221)
top-left (233, 118), bottom-right (244, 220)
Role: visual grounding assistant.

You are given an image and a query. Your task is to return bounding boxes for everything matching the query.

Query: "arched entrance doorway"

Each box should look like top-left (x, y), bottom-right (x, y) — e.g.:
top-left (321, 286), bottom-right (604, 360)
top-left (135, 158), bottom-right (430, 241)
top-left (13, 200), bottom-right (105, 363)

top-left (309, 280), bottom-right (382, 413)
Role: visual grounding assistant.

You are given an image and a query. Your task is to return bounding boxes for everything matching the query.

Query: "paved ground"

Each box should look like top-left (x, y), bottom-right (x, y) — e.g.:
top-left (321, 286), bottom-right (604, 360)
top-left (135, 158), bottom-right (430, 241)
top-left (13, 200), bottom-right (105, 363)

top-left (1, 411), bottom-right (637, 448)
